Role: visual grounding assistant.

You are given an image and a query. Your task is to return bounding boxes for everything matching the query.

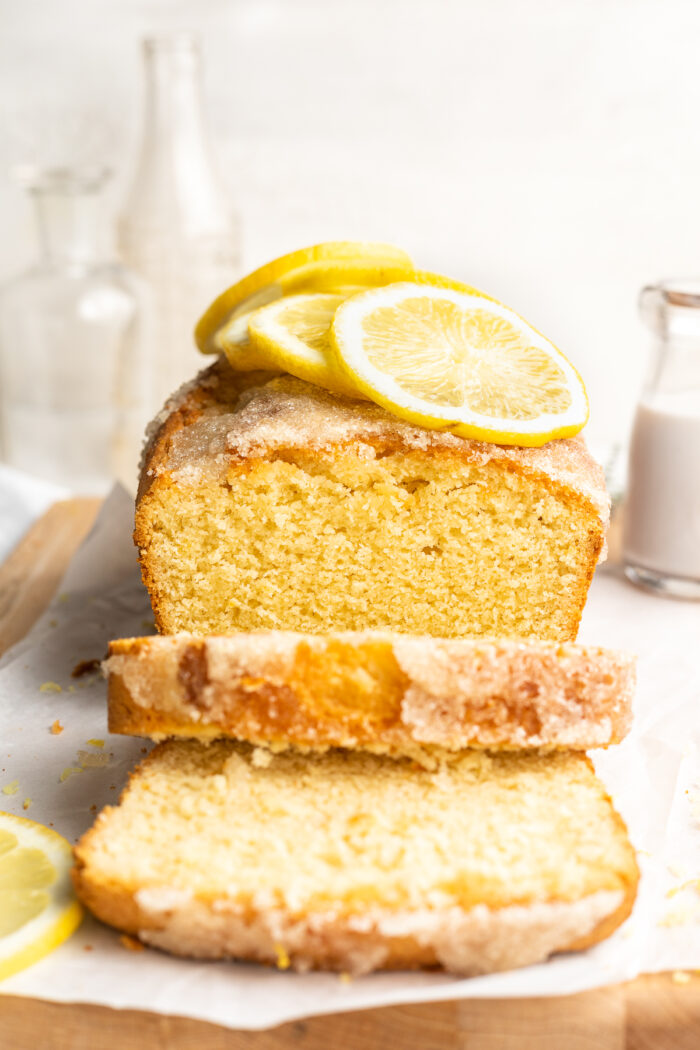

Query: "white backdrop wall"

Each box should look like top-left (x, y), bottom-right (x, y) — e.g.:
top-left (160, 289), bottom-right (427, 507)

top-left (1, 0), bottom-right (698, 446)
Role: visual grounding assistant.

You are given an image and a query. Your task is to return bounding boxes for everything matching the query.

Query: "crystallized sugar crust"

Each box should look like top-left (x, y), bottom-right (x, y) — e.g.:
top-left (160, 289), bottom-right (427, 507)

top-left (132, 887), bottom-right (625, 975)
top-left (154, 362), bottom-right (609, 530)
top-left (106, 632), bottom-right (635, 755)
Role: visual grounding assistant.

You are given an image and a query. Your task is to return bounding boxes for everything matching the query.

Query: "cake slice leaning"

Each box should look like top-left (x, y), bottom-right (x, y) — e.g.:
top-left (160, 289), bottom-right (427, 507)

top-left (135, 358), bottom-right (609, 642)
top-left (105, 632), bottom-right (635, 758)
top-left (73, 742), bottom-right (638, 976)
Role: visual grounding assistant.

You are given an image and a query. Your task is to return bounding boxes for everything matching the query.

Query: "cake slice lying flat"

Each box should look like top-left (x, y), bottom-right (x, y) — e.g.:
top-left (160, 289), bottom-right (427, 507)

top-left (73, 741), bottom-right (638, 976)
top-left (105, 632), bottom-right (635, 756)
top-left (136, 358), bottom-right (609, 642)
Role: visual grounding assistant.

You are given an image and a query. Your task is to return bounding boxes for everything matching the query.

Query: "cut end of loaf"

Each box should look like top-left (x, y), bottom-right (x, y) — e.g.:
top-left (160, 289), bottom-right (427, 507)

top-left (135, 359), bottom-right (609, 642)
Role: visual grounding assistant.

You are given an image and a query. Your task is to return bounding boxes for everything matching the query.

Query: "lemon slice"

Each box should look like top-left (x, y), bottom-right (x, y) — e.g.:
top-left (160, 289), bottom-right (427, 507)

top-left (247, 293), bottom-right (363, 397)
top-left (0, 812), bottom-right (82, 980)
top-left (195, 241), bottom-right (414, 358)
top-left (330, 282), bottom-right (588, 447)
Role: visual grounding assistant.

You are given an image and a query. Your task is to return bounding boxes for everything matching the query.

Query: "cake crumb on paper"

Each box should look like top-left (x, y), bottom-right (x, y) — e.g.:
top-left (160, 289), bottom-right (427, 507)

top-left (78, 750), bottom-right (110, 769)
top-left (22, 798), bottom-right (31, 810)
top-left (50, 720), bottom-right (64, 735)
top-left (40, 682), bottom-right (62, 694)
top-left (59, 767), bottom-right (83, 783)
top-left (72, 658), bottom-right (102, 678)
top-left (2, 780), bottom-right (19, 796)
top-left (120, 934), bottom-right (144, 952)
top-left (86, 739), bottom-right (105, 748)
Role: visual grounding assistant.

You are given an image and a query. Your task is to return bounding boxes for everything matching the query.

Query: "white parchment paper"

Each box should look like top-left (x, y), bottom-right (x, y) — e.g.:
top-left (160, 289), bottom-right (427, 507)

top-left (0, 486), bottom-right (699, 1030)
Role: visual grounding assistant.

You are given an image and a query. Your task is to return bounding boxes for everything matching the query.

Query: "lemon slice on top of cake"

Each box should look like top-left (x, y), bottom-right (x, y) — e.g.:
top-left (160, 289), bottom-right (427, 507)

top-left (194, 241), bottom-right (415, 368)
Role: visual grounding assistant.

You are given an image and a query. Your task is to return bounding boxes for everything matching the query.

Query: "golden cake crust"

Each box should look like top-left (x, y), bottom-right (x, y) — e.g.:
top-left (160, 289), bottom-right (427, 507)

top-left (105, 632), bottom-right (635, 757)
top-left (138, 358), bottom-right (609, 518)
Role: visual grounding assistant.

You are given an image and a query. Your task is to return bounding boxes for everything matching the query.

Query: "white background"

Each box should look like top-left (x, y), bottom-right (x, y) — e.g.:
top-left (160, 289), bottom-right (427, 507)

top-left (2, 0), bottom-right (699, 446)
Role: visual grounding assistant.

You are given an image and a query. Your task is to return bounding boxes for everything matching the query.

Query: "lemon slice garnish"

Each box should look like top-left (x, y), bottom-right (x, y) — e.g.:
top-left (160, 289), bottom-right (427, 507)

top-left (247, 293), bottom-right (363, 397)
top-left (0, 812), bottom-right (82, 980)
top-left (330, 281), bottom-right (588, 447)
top-left (195, 242), bottom-right (414, 358)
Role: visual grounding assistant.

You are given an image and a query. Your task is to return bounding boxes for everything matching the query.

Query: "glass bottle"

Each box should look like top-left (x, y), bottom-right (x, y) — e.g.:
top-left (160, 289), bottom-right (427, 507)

top-left (118, 33), bottom-right (240, 410)
top-left (0, 166), bottom-right (148, 493)
top-left (623, 280), bottom-right (700, 598)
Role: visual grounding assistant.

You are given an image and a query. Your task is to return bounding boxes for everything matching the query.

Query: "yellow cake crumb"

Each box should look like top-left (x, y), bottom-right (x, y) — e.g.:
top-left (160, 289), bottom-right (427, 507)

top-left (40, 682), bottom-right (62, 694)
top-left (51, 720), bottom-right (64, 735)
top-left (87, 739), bottom-right (105, 748)
top-left (120, 934), bottom-right (144, 952)
top-left (22, 798), bottom-right (31, 810)
top-left (60, 767), bottom-right (83, 783)
top-left (251, 747), bottom-right (273, 769)
top-left (78, 750), bottom-right (110, 769)
top-left (2, 780), bottom-right (19, 796)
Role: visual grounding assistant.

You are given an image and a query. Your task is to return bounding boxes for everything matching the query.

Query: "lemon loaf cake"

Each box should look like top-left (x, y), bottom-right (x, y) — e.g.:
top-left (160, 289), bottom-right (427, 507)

top-left (136, 359), bottom-right (609, 641)
top-left (73, 741), bottom-right (638, 975)
top-left (106, 632), bottom-right (634, 755)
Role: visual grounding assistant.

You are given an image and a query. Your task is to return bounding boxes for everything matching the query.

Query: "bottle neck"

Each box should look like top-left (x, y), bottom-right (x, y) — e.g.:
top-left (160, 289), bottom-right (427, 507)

top-left (143, 41), bottom-right (208, 148)
top-left (29, 182), bottom-right (108, 266)
top-left (121, 35), bottom-right (229, 233)
top-left (640, 284), bottom-right (700, 398)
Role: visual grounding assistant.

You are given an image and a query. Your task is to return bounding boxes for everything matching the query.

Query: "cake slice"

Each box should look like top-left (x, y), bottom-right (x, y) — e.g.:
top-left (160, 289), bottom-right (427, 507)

top-left (73, 741), bottom-right (638, 976)
top-left (105, 632), bottom-right (635, 756)
top-left (136, 358), bottom-right (609, 642)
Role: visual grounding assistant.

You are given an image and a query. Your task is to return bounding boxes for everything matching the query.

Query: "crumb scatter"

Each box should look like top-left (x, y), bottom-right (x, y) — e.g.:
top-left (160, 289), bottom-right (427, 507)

top-left (72, 658), bottom-right (103, 679)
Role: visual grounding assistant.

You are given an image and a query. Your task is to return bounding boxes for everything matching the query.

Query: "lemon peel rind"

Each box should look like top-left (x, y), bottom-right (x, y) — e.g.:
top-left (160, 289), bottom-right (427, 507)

top-left (246, 294), bottom-right (364, 399)
top-left (329, 282), bottom-right (589, 448)
top-left (195, 242), bottom-right (413, 355)
top-left (215, 261), bottom-right (417, 355)
top-left (0, 899), bottom-right (82, 982)
top-left (0, 812), bottom-right (83, 981)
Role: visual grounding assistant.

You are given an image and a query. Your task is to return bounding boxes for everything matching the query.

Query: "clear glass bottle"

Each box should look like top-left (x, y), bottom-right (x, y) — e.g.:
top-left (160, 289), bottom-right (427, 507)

top-left (118, 33), bottom-right (240, 410)
top-left (623, 280), bottom-right (700, 598)
top-left (0, 166), bottom-right (148, 493)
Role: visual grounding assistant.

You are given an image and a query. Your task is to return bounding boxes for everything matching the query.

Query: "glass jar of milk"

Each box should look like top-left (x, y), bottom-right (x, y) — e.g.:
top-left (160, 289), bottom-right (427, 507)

top-left (623, 281), bottom-right (700, 598)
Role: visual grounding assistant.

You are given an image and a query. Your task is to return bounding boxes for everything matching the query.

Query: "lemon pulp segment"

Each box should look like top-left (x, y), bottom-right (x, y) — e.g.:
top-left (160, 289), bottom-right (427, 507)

top-left (246, 293), bottom-right (362, 397)
top-left (330, 282), bottom-right (588, 447)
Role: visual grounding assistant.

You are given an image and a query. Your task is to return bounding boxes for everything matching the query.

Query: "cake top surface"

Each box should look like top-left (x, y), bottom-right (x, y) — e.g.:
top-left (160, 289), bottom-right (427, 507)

top-left (149, 359), bottom-right (609, 526)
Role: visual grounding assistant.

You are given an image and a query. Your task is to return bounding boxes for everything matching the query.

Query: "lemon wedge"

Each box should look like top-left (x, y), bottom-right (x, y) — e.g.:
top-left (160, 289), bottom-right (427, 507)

top-left (0, 812), bottom-right (82, 980)
top-left (330, 281), bottom-right (588, 447)
top-left (195, 241), bottom-right (414, 358)
top-left (247, 293), bottom-right (363, 397)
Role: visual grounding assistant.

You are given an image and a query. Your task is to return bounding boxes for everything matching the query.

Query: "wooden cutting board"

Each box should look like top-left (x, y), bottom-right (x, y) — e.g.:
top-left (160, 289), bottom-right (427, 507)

top-left (0, 499), bottom-right (698, 1050)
